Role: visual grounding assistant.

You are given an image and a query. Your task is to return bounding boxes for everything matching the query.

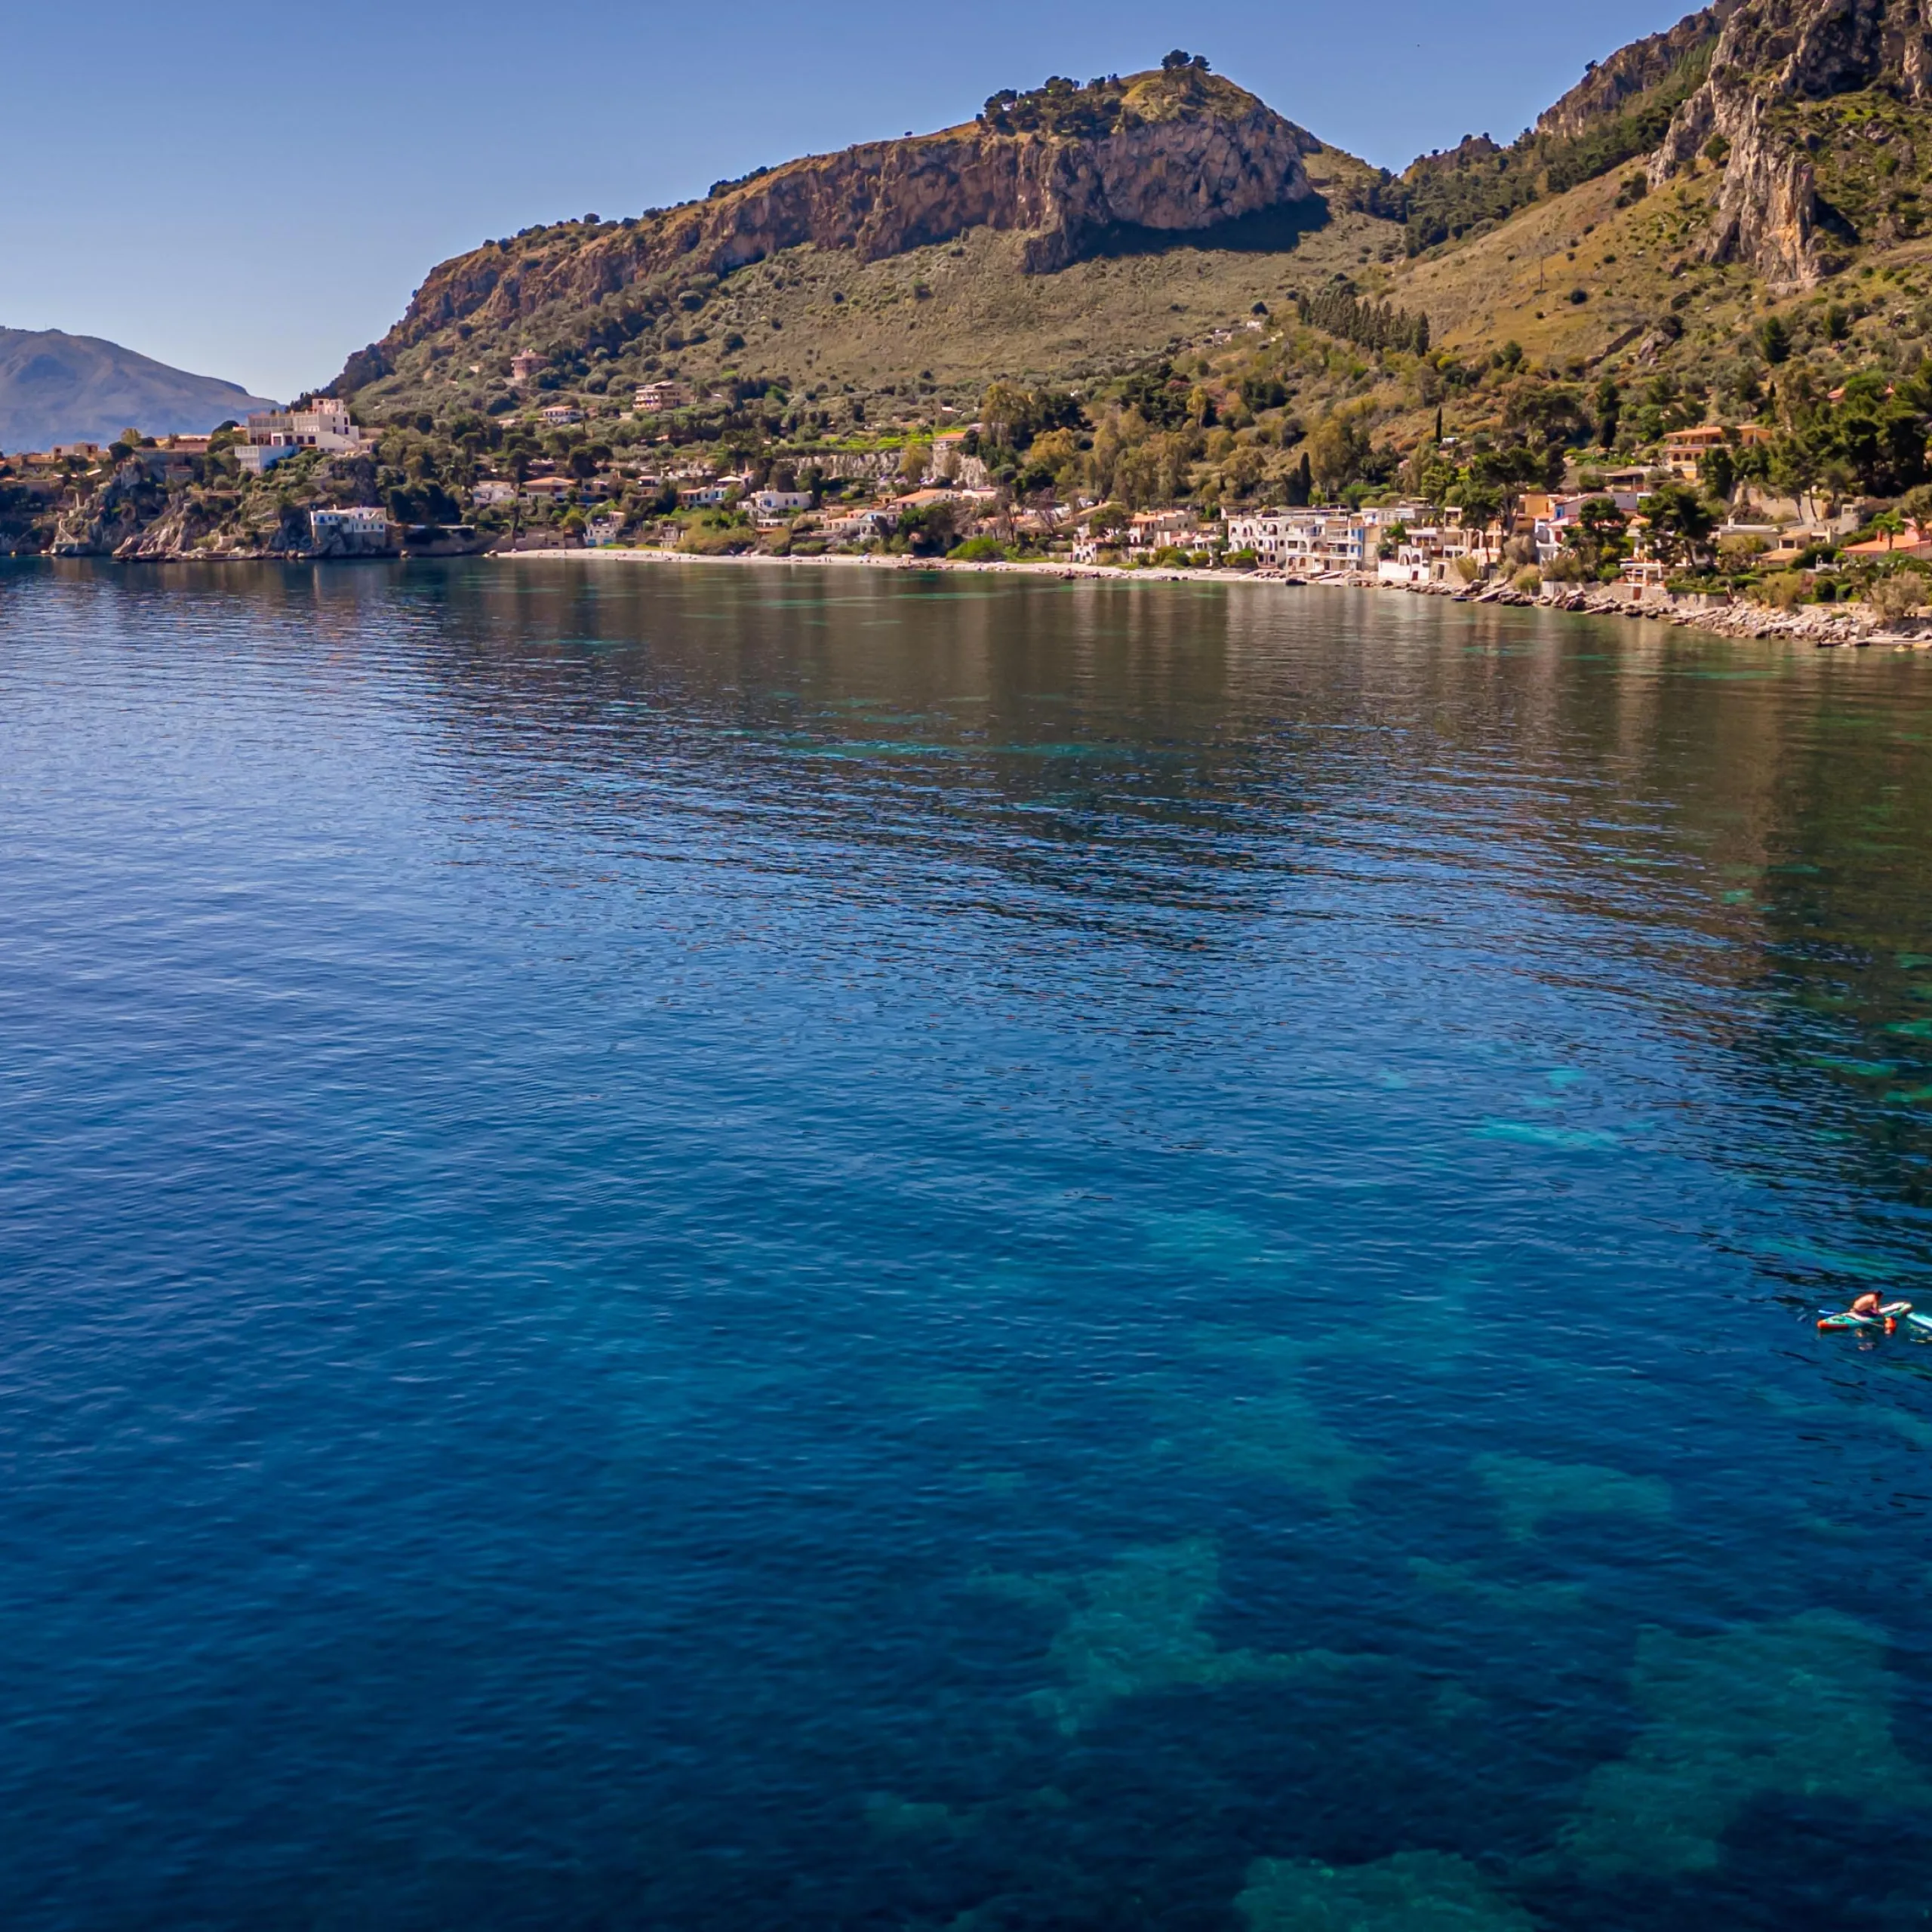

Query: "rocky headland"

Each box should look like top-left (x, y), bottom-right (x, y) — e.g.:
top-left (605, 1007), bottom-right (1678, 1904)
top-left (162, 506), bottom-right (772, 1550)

top-left (338, 67), bottom-right (1314, 388)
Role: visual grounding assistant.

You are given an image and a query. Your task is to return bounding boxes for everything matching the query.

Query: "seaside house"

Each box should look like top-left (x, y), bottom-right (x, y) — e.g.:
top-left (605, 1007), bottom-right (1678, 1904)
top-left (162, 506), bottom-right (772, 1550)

top-left (634, 381), bottom-right (688, 414)
top-left (1223, 510), bottom-right (1298, 565)
top-left (1527, 490), bottom-right (1644, 564)
top-left (1661, 423), bottom-right (1770, 483)
top-left (1842, 520), bottom-right (1932, 561)
top-left (1125, 509), bottom-right (1197, 551)
top-left (130, 445), bottom-right (201, 484)
top-left (307, 506), bottom-right (390, 552)
top-left (511, 351), bottom-right (544, 386)
top-left (749, 487), bottom-right (814, 528)
top-left (1285, 515), bottom-right (1371, 576)
top-left (1222, 509), bottom-right (1390, 574)
top-left (820, 505), bottom-right (900, 544)
top-left (538, 404), bottom-right (582, 427)
top-left (1377, 537), bottom-right (1438, 586)
top-left (1373, 509), bottom-right (1503, 586)
top-left (472, 481), bottom-right (518, 506)
top-left (235, 401), bottom-right (368, 475)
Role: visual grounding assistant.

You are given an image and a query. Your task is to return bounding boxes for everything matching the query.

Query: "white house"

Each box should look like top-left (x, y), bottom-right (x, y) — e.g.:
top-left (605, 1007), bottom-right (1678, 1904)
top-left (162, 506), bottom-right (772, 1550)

top-left (750, 488), bottom-right (813, 515)
top-left (1224, 512), bottom-right (1369, 574)
top-left (235, 400), bottom-right (368, 474)
top-left (1377, 540), bottom-right (1441, 586)
top-left (1374, 519), bottom-right (1501, 585)
top-left (309, 506), bottom-right (390, 550)
top-left (538, 404), bottom-right (582, 427)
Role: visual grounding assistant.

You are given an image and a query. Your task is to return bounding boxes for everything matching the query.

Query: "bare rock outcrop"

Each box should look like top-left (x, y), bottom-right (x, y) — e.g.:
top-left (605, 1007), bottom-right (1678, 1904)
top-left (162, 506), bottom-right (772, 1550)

top-left (50, 460), bottom-right (158, 556)
top-left (1651, 0), bottom-right (1932, 287)
top-left (339, 69), bottom-right (1312, 386)
top-left (1534, 4), bottom-right (1737, 145)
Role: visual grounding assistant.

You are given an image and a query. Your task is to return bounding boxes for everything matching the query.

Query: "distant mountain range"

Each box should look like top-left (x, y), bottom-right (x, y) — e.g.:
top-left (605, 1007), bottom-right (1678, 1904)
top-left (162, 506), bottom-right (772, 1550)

top-left (0, 330), bottom-right (277, 453)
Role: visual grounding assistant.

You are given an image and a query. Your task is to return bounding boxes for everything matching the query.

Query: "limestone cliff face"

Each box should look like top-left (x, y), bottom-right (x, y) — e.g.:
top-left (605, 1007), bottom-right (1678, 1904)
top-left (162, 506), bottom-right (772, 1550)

top-left (341, 70), bottom-right (1311, 385)
top-left (1650, 0), bottom-right (1932, 287)
top-left (1534, 4), bottom-right (1733, 144)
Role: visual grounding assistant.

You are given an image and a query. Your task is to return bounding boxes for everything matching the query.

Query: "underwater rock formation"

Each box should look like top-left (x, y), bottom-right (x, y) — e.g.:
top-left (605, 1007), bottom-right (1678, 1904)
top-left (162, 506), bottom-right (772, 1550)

top-left (1561, 1607), bottom-right (1932, 1878)
top-left (1237, 1848), bottom-right (1535, 1930)
top-left (979, 1537), bottom-right (1360, 1734)
top-left (1473, 1453), bottom-right (1672, 1544)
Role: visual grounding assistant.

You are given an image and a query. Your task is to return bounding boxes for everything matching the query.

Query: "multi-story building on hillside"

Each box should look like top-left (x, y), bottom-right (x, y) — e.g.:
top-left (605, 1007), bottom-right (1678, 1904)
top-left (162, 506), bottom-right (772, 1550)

top-left (1661, 423), bottom-right (1770, 482)
top-left (236, 401), bottom-right (368, 475)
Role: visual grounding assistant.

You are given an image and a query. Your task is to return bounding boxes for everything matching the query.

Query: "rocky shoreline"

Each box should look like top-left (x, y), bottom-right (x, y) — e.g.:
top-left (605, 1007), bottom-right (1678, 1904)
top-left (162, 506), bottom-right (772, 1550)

top-left (500, 546), bottom-right (1932, 650)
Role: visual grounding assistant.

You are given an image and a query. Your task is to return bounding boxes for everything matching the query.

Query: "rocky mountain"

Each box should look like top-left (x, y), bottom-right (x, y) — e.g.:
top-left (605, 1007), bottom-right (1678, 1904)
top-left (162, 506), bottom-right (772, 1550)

top-left (0, 330), bottom-right (275, 452)
top-left (322, 4), bottom-right (1932, 437)
top-left (1533, 4), bottom-right (1738, 144)
top-left (1649, 0), bottom-right (1932, 287)
top-left (336, 66), bottom-right (1319, 392)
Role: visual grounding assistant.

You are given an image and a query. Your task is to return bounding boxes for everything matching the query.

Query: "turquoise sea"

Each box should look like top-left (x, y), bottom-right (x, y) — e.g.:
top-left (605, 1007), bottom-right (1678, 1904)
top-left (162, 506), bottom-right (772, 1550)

top-left (2, 557), bottom-right (1930, 1928)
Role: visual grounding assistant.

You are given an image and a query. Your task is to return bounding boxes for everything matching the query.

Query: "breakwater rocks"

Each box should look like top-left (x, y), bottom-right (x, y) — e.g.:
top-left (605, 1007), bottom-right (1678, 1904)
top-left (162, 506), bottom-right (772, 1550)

top-left (1391, 574), bottom-right (1928, 648)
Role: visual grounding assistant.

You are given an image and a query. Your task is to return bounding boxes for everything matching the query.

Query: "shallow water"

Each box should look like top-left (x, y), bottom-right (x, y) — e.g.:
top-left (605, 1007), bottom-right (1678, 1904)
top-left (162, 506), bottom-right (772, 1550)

top-left (2, 557), bottom-right (1930, 1929)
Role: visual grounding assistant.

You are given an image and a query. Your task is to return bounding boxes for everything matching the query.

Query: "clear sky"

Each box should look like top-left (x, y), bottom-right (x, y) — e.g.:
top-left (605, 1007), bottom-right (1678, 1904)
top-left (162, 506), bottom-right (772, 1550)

top-left (7, 0), bottom-right (1690, 400)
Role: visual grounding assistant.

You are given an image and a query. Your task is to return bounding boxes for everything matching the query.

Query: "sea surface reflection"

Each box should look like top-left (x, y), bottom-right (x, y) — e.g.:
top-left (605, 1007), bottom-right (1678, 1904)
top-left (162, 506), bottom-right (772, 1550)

top-left (1, 557), bottom-right (1928, 1928)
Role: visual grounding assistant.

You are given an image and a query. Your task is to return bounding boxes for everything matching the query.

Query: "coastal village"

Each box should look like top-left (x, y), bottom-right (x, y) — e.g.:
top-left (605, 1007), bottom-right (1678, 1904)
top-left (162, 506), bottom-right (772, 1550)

top-left (20, 32), bottom-right (1932, 655)
top-left (8, 358), bottom-right (1927, 647)
top-left (11, 309), bottom-right (1932, 653)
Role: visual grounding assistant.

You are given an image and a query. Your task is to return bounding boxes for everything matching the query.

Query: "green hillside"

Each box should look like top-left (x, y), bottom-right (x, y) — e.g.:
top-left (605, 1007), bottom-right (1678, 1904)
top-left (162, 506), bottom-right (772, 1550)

top-left (345, 140), bottom-right (1401, 435)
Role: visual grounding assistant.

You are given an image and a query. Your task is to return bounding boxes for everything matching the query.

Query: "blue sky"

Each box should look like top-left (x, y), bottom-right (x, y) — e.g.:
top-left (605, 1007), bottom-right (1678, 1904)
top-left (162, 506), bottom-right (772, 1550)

top-left (6, 0), bottom-right (1688, 399)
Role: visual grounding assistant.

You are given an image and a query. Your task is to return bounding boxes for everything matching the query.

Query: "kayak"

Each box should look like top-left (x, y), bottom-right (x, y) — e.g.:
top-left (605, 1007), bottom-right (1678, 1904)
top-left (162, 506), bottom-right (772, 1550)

top-left (1818, 1300), bottom-right (1913, 1331)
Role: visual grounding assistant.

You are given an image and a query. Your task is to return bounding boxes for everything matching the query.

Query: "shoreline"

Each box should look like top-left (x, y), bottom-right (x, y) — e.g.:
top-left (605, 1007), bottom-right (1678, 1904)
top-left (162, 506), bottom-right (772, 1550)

top-left (492, 544), bottom-right (1932, 651)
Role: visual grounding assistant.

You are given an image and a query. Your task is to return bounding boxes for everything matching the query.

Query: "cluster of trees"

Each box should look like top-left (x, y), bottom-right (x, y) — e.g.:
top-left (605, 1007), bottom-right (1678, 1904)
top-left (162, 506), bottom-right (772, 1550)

top-left (979, 75), bottom-right (1128, 138)
top-left (1115, 362), bottom-right (1217, 430)
top-left (977, 54), bottom-right (1211, 134)
top-left (1297, 283), bottom-right (1431, 355)
top-left (1540, 485), bottom-right (1713, 579)
top-left (1746, 366), bottom-right (1932, 502)
top-left (975, 381), bottom-right (1088, 471)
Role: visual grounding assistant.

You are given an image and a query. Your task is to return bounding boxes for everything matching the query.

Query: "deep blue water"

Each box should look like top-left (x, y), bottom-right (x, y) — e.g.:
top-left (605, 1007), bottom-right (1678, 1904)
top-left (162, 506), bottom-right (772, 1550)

top-left (2, 556), bottom-right (1931, 1929)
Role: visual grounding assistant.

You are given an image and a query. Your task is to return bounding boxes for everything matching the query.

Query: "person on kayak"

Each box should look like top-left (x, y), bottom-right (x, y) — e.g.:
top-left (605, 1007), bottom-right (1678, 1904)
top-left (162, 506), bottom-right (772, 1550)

top-left (1849, 1290), bottom-right (1887, 1318)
